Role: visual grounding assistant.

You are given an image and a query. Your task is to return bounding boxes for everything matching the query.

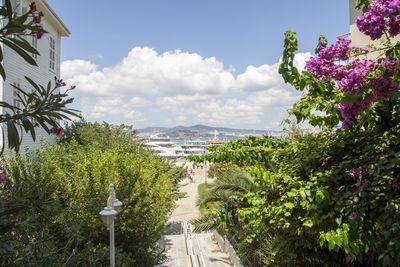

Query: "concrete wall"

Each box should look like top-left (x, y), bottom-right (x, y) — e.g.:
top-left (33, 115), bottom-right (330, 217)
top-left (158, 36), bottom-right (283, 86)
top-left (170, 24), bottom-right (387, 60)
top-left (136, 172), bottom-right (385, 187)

top-left (212, 230), bottom-right (244, 267)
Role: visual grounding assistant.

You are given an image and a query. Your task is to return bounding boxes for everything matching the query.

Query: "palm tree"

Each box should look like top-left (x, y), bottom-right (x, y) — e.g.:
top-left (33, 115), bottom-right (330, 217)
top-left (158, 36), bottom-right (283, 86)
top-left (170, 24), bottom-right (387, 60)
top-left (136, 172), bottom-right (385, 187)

top-left (192, 163), bottom-right (257, 232)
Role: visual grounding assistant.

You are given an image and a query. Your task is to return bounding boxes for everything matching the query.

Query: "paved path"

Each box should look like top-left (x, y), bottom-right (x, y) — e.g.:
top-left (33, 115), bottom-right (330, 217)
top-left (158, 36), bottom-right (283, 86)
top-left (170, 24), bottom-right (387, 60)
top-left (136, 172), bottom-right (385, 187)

top-left (168, 166), bottom-right (204, 222)
top-left (161, 161), bottom-right (232, 267)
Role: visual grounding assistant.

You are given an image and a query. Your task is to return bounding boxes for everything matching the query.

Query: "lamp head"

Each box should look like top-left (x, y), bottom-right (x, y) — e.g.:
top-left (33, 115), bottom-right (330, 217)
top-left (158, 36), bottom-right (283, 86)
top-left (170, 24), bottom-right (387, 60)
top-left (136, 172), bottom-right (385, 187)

top-left (113, 199), bottom-right (123, 213)
top-left (99, 206), bottom-right (117, 229)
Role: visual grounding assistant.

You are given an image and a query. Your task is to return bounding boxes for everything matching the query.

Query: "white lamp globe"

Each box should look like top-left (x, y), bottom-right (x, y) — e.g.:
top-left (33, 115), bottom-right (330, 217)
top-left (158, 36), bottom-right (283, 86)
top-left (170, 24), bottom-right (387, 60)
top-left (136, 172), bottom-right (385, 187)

top-left (113, 199), bottom-right (123, 213)
top-left (99, 206), bottom-right (117, 229)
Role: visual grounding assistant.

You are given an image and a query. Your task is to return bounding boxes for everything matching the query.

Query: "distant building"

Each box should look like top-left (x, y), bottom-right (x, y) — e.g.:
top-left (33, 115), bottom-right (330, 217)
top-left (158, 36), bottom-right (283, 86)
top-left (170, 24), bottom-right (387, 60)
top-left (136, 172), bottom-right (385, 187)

top-left (0, 0), bottom-right (70, 150)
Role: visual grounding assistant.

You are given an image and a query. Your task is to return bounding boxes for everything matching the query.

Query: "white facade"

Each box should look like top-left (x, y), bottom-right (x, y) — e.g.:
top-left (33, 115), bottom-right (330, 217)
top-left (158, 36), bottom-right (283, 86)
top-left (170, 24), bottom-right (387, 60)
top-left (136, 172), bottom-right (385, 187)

top-left (0, 0), bottom-right (70, 151)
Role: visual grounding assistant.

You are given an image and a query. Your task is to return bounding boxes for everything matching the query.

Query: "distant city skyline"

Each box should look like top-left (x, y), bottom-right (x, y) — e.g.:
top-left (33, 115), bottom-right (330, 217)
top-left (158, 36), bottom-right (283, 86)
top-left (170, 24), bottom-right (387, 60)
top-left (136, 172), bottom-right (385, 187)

top-left (47, 0), bottom-right (349, 130)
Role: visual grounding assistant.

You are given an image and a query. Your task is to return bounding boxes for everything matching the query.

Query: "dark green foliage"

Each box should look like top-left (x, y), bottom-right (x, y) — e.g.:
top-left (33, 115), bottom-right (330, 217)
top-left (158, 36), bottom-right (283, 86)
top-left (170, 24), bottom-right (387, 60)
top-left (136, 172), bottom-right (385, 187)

top-left (191, 125), bottom-right (400, 266)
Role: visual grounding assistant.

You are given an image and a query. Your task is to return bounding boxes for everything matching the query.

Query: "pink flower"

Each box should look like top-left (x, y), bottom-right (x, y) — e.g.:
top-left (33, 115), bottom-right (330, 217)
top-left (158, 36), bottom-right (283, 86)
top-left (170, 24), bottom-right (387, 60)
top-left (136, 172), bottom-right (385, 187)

top-left (0, 173), bottom-right (5, 183)
top-left (30, 3), bottom-right (37, 13)
top-left (50, 126), bottom-right (64, 137)
top-left (37, 32), bottom-right (44, 39)
top-left (33, 14), bottom-right (41, 23)
top-left (349, 168), bottom-right (361, 178)
top-left (348, 212), bottom-right (356, 220)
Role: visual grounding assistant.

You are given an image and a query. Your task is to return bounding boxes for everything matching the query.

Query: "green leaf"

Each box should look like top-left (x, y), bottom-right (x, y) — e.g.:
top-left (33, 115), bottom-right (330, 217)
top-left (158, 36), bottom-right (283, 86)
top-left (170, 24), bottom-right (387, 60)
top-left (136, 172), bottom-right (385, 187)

top-left (0, 64), bottom-right (5, 80)
top-left (284, 202), bottom-right (295, 209)
top-left (303, 219), bottom-right (313, 228)
top-left (333, 235), bottom-right (342, 247)
top-left (2, 39), bottom-right (37, 66)
top-left (319, 235), bottom-right (325, 247)
top-left (25, 76), bottom-right (40, 92)
top-left (13, 12), bottom-right (29, 24)
top-left (10, 37), bottom-right (39, 54)
top-left (7, 120), bottom-right (20, 152)
top-left (342, 231), bottom-right (349, 246)
top-left (5, 0), bottom-right (13, 19)
top-left (328, 238), bottom-right (335, 250)
top-left (0, 47), bottom-right (5, 80)
top-left (21, 116), bottom-right (36, 141)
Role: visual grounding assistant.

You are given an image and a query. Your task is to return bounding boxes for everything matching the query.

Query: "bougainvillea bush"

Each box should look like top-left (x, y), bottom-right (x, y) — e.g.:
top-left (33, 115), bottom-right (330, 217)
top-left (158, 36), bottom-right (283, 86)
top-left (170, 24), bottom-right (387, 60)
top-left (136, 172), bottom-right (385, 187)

top-left (190, 1), bottom-right (400, 266)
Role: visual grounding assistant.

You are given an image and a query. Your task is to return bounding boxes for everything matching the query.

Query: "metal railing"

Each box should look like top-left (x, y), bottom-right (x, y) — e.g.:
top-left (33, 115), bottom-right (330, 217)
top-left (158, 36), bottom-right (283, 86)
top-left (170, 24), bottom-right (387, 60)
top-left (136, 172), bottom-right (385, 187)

top-left (182, 220), bottom-right (206, 267)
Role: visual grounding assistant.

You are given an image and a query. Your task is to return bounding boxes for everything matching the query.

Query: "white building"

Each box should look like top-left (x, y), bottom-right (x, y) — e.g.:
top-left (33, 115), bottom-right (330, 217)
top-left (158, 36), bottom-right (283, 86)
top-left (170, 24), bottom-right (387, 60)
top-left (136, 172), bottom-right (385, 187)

top-left (0, 0), bottom-right (70, 150)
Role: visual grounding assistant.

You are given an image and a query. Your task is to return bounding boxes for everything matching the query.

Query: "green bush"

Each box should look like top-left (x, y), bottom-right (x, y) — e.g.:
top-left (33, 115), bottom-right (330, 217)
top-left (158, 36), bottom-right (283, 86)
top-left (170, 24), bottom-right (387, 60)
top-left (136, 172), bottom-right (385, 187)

top-left (0, 122), bottom-right (184, 266)
top-left (189, 127), bottom-right (400, 266)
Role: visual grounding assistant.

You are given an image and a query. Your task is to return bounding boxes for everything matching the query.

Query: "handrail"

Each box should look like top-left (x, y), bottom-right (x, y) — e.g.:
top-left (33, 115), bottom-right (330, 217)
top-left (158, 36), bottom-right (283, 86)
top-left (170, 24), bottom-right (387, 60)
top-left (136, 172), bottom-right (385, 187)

top-left (183, 220), bottom-right (198, 267)
top-left (195, 234), bottom-right (206, 267)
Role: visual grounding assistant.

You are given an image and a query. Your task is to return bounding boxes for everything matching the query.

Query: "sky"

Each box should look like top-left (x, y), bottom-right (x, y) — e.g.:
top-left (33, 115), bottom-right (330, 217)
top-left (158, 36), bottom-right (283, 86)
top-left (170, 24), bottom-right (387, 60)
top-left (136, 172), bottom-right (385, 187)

top-left (46, 0), bottom-right (349, 131)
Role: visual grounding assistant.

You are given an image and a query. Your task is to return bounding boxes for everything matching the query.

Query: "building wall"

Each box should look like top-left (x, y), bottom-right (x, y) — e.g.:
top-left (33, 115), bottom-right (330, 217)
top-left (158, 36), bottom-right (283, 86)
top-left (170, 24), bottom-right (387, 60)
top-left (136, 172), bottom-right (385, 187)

top-left (0, 0), bottom-right (65, 151)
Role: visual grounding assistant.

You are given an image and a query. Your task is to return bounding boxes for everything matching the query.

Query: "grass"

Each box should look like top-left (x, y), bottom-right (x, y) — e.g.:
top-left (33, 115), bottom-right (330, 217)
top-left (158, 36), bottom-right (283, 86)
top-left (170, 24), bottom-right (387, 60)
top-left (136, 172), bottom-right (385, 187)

top-left (198, 183), bottom-right (210, 215)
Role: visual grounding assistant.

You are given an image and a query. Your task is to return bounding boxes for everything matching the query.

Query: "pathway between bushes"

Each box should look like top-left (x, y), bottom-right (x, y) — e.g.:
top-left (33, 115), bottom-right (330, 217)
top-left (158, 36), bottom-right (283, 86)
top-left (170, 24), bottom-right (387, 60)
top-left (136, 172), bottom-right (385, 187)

top-left (160, 160), bottom-right (233, 267)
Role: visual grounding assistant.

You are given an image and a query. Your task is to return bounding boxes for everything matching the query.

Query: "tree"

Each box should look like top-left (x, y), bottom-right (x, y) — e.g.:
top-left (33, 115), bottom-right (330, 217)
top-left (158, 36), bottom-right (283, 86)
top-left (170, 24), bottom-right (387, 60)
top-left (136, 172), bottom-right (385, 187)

top-left (0, 0), bottom-right (78, 153)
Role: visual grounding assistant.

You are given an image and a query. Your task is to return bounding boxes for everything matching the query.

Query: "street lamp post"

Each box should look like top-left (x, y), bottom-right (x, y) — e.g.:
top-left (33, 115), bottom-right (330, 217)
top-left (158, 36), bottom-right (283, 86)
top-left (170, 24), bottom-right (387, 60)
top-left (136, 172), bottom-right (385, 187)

top-left (137, 140), bottom-right (147, 155)
top-left (99, 184), bottom-right (123, 267)
top-left (204, 158), bottom-right (207, 184)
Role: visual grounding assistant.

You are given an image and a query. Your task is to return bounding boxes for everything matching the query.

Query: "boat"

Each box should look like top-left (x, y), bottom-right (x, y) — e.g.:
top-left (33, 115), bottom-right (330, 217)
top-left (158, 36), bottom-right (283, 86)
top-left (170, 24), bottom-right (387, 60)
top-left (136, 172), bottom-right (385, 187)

top-left (181, 140), bottom-right (207, 156)
top-left (143, 135), bottom-right (184, 159)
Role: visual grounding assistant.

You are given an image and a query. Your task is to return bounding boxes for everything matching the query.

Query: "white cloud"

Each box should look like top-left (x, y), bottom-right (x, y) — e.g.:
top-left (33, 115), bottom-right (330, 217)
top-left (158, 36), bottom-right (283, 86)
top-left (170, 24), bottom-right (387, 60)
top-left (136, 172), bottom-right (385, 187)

top-left (235, 63), bottom-right (283, 92)
top-left (61, 47), bottom-right (235, 97)
top-left (61, 47), bottom-right (312, 130)
top-left (130, 97), bottom-right (151, 106)
top-left (81, 97), bottom-right (145, 122)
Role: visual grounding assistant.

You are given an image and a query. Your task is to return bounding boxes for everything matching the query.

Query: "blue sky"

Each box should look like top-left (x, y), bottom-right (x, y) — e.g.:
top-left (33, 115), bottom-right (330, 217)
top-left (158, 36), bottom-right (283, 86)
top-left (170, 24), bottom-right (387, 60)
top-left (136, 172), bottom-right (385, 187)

top-left (47, 0), bottom-right (349, 130)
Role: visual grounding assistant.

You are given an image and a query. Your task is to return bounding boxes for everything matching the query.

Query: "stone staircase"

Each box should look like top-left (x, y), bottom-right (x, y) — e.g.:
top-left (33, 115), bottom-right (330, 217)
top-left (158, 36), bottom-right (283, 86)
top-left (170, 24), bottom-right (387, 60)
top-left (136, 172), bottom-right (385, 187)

top-left (161, 221), bottom-right (233, 267)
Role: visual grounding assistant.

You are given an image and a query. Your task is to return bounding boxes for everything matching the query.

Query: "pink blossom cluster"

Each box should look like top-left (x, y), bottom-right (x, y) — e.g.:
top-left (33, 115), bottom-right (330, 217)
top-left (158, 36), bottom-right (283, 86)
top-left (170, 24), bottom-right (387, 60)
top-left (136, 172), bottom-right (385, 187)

top-left (305, 38), bottom-right (351, 81)
top-left (50, 125), bottom-right (64, 137)
top-left (356, 0), bottom-right (400, 39)
top-left (22, 2), bottom-right (44, 39)
top-left (305, 35), bottom-right (400, 129)
top-left (338, 56), bottom-right (399, 129)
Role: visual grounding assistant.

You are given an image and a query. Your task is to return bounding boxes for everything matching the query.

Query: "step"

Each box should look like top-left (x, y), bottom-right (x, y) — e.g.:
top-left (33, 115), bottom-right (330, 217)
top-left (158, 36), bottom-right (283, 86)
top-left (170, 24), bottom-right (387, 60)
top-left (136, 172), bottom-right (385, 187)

top-left (202, 253), bottom-right (233, 267)
top-left (162, 235), bottom-right (188, 257)
top-left (192, 233), bottom-right (223, 255)
top-left (163, 255), bottom-right (193, 267)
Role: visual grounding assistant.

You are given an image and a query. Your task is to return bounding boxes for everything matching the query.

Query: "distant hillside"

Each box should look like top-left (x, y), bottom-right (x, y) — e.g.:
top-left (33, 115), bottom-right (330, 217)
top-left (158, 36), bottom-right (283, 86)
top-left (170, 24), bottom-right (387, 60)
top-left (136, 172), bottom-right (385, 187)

top-left (138, 124), bottom-right (279, 135)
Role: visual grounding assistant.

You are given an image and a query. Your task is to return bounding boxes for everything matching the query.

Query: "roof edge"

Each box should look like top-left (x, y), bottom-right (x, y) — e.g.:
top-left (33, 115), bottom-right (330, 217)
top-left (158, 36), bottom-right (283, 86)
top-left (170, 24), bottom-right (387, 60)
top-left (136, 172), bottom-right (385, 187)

top-left (35, 0), bottom-right (70, 36)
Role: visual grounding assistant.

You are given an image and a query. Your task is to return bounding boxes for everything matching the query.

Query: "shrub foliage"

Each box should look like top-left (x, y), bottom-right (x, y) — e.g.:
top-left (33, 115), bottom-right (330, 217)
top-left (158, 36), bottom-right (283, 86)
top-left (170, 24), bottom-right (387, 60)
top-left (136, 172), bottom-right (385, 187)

top-left (0, 122), bottom-right (185, 266)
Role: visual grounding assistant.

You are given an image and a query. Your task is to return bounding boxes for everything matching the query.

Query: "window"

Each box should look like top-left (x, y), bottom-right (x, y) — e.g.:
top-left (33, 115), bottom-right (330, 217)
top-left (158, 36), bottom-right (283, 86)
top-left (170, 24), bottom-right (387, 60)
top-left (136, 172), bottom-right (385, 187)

top-left (32, 35), bottom-right (37, 59)
top-left (49, 36), bottom-right (55, 71)
top-left (13, 82), bottom-right (21, 112)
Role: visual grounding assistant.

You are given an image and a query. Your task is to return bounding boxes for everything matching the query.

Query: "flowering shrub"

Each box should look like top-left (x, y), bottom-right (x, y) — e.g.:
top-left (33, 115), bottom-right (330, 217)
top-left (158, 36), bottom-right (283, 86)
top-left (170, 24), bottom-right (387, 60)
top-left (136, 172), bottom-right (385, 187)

top-left (356, 0), bottom-right (400, 39)
top-left (280, 1), bottom-right (400, 131)
top-left (305, 37), bottom-right (399, 129)
top-left (190, 1), bottom-right (400, 265)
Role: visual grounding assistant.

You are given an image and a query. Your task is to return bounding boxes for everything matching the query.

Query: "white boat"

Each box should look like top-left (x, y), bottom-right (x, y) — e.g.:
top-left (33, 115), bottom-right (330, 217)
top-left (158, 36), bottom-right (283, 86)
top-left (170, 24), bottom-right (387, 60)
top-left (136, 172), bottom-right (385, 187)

top-left (181, 140), bottom-right (207, 156)
top-left (143, 135), bottom-right (184, 158)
